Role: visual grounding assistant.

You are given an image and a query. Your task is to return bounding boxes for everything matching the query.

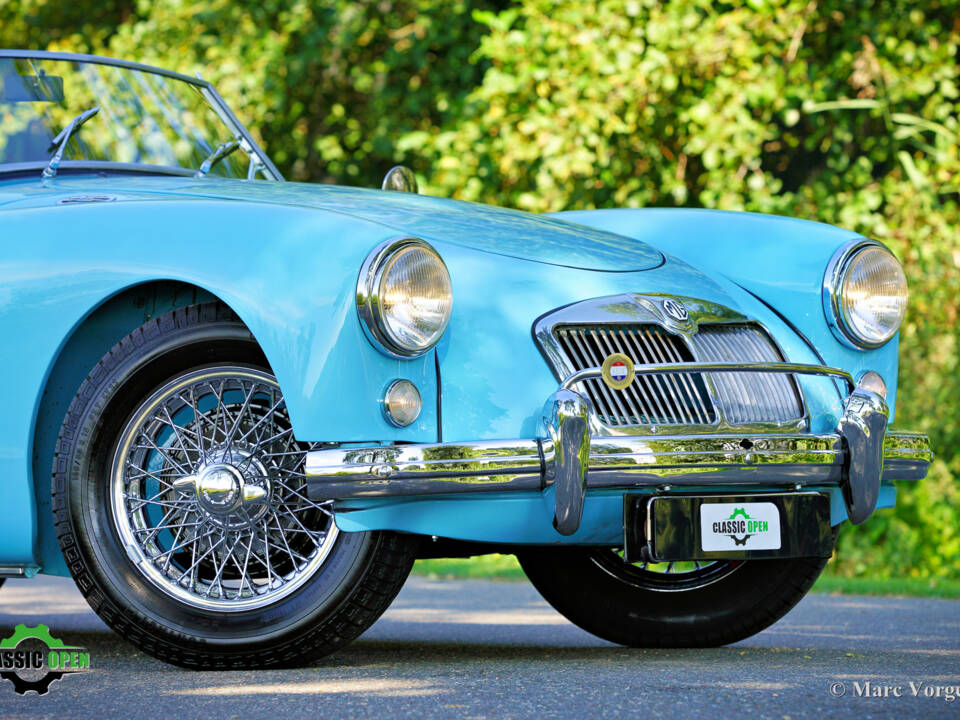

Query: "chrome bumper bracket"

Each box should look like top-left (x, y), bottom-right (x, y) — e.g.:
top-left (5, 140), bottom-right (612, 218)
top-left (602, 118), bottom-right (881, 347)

top-left (837, 386), bottom-right (889, 524)
top-left (541, 389), bottom-right (591, 536)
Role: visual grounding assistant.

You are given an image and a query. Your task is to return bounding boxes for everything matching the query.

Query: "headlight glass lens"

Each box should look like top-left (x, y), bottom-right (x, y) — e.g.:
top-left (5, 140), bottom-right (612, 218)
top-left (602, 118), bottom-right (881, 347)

top-left (839, 245), bottom-right (908, 346)
top-left (378, 243), bottom-right (452, 354)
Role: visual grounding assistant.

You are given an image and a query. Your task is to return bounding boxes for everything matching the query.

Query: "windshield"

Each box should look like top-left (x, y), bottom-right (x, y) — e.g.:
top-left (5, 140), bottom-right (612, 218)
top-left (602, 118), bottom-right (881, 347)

top-left (0, 54), bottom-right (271, 178)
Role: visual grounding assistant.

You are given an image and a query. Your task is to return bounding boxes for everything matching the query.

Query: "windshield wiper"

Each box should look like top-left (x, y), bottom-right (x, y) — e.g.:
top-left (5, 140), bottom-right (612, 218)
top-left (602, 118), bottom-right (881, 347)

top-left (42, 106), bottom-right (100, 180)
top-left (194, 139), bottom-right (241, 178)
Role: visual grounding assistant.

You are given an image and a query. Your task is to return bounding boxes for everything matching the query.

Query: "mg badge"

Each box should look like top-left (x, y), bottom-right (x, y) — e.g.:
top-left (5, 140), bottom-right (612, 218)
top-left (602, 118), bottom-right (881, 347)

top-left (601, 352), bottom-right (635, 390)
top-left (662, 298), bottom-right (689, 322)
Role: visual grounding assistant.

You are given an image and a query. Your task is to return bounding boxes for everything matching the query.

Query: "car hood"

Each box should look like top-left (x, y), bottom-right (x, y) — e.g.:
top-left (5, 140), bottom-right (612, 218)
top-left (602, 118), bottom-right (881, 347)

top-left (0, 175), bottom-right (663, 272)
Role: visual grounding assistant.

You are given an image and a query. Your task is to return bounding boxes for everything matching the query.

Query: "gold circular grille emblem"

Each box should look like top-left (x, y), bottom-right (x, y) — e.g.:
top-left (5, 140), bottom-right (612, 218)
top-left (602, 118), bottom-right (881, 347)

top-left (601, 352), bottom-right (635, 390)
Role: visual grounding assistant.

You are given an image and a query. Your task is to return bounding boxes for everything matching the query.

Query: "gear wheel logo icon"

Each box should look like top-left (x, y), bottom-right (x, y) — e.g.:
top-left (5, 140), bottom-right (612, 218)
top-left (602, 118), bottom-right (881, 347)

top-left (0, 624), bottom-right (90, 695)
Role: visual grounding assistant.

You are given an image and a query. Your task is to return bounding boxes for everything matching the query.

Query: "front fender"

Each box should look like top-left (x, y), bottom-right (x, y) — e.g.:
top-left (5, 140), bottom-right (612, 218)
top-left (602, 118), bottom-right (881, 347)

top-left (11, 200), bottom-right (440, 444)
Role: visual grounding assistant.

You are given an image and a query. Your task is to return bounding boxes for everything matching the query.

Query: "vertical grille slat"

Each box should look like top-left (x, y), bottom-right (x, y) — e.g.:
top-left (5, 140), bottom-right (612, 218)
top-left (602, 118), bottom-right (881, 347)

top-left (740, 329), bottom-right (785, 418)
top-left (642, 327), bottom-right (695, 424)
top-left (632, 328), bottom-right (684, 422)
top-left (608, 328), bottom-right (654, 424)
top-left (624, 327), bottom-right (679, 422)
top-left (590, 329), bottom-right (634, 424)
top-left (619, 327), bottom-right (672, 422)
top-left (552, 322), bottom-right (803, 428)
top-left (559, 329), bottom-right (615, 424)
top-left (657, 327), bottom-right (710, 424)
top-left (615, 328), bottom-right (656, 423)
top-left (699, 331), bottom-right (752, 423)
top-left (742, 329), bottom-right (794, 420)
top-left (567, 328), bottom-right (621, 424)
top-left (690, 325), bottom-right (804, 425)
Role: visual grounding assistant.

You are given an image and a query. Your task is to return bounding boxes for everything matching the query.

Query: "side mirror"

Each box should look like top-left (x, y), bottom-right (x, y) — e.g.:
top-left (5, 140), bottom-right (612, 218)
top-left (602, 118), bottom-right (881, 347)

top-left (381, 165), bottom-right (418, 193)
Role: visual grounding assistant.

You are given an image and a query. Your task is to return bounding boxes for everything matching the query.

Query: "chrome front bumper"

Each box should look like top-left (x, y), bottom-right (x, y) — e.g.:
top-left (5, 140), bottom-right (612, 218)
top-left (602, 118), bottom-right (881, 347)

top-left (305, 362), bottom-right (932, 534)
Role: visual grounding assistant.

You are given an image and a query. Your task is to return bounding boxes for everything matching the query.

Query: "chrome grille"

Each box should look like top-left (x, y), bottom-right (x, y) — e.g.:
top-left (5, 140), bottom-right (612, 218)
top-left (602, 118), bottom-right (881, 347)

top-left (691, 325), bottom-right (803, 424)
top-left (555, 325), bottom-right (716, 426)
top-left (554, 323), bottom-right (803, 428)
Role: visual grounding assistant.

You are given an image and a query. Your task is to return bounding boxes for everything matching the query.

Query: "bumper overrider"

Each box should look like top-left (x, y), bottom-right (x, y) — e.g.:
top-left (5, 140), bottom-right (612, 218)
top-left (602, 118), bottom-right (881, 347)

top-left (305, 362), bottom-right (931, 535)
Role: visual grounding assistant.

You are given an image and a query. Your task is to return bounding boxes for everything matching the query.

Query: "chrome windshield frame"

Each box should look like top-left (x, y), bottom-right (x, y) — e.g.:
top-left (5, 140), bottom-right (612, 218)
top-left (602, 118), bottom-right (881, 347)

top-left (0, 49), bottom-right (284, 181)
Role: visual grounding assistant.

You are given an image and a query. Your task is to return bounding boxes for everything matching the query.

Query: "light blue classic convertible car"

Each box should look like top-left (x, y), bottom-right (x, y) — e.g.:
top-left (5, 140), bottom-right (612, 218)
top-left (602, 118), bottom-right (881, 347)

top-left (0, 50), bottom-right (931, 668)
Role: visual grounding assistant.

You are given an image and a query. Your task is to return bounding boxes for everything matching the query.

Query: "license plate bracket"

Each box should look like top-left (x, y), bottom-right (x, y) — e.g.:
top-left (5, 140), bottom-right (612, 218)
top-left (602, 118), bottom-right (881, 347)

top-left (623, 492), bottom-right (833, 563)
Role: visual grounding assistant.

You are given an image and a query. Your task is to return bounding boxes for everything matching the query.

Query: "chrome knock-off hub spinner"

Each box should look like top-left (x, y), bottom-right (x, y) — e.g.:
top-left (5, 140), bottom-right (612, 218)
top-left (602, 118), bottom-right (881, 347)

top-left (196, 464), bottom-right (243, 513)
top-left (173, 449), bottom-right (272, 529)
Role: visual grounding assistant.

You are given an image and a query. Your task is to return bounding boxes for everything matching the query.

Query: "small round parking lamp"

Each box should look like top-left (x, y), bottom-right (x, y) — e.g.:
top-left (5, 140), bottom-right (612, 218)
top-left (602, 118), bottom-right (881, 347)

top-left (383, 379), bottom-right (422, 427)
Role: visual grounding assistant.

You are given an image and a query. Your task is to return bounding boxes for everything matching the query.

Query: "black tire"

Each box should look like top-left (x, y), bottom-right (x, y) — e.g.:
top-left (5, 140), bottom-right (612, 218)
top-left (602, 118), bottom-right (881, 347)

top-left (52, 302), bottom-right (417, 668)
top-left (516, 546), bottom-right (833, 647)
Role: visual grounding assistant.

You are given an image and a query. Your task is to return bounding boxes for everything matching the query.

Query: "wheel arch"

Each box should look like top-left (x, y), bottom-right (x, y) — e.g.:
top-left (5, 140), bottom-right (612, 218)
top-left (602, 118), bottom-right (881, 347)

top-left (32, 279), bottom-right (258, 575)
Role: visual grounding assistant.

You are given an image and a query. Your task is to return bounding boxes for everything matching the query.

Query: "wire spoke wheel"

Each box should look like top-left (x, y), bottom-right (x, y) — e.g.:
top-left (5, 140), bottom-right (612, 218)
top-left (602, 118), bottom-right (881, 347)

top-left (111, 366), bottom-right (338, 611)
top-left (589, 549), bottom-right (743, 592)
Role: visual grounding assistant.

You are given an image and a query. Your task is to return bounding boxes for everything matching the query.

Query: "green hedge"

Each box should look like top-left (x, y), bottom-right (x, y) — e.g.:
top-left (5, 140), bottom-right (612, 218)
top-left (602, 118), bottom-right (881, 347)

top-left (5, 0), bottom-right (957, 579)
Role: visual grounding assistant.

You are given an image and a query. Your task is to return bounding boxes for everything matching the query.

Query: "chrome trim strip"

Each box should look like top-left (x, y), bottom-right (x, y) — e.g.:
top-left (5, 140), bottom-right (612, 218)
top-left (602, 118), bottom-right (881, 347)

top-left (560, 362), bottom-right (855, 393)
top-left (0, 565), bottom-right (35, 578)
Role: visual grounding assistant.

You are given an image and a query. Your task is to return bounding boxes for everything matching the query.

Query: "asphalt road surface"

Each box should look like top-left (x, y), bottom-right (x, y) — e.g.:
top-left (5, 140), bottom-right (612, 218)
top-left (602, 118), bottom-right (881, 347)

top-left (0, 574), bottom-right (957, 719)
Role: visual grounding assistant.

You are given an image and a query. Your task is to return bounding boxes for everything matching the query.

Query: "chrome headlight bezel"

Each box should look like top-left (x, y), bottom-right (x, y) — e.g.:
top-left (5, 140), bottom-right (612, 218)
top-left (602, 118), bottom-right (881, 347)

top-left (822, 239), bottom-right (907, 350)
top-left (356, 237), bottom-right (453, 358)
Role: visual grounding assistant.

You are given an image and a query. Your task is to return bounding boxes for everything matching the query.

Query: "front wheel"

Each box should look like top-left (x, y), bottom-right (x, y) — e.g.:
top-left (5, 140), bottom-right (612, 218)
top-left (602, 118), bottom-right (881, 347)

top-left (516, 546), bottom-right (833, 647)
top-left (53, 303), bottom-right (416, 668)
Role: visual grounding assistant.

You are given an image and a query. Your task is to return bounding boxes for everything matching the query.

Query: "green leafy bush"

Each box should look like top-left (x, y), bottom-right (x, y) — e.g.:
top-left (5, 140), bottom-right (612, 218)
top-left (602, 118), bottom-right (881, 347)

top-left (5, 0), bottom-right (957, 579)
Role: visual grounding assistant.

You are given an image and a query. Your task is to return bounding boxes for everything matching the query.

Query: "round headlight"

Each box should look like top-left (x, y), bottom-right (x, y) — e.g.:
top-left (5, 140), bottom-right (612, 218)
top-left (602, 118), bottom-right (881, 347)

top-left (823, 240), bottom-right (907, 349)
top-left (357, 238), bottom-right (453, 357)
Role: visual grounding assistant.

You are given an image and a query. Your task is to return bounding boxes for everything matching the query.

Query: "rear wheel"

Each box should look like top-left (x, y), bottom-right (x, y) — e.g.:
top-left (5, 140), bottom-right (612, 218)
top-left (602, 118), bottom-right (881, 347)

top-left (53, 303), bottom-right (416, 668)
top-left (516, 544), bottom-right (832, 647)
